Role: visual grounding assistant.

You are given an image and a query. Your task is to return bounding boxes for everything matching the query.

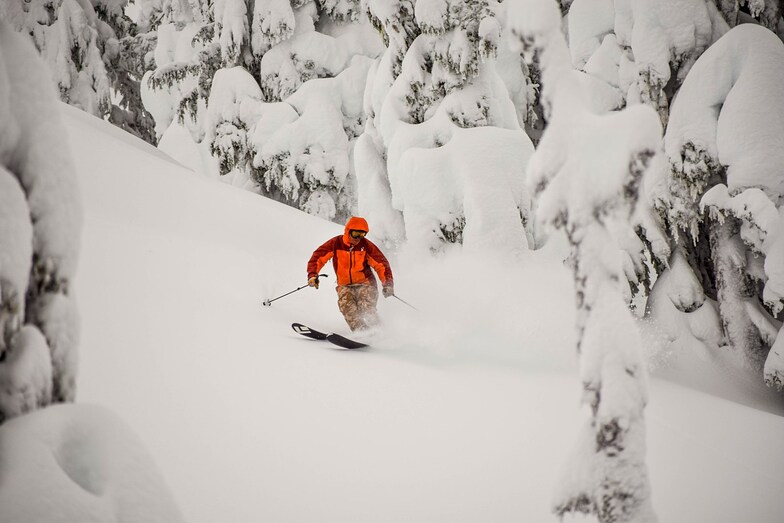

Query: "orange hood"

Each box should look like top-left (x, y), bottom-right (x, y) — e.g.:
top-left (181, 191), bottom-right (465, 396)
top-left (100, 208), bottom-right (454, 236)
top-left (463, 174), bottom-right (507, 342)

top-left (343, 216), bottom-right (369, 244)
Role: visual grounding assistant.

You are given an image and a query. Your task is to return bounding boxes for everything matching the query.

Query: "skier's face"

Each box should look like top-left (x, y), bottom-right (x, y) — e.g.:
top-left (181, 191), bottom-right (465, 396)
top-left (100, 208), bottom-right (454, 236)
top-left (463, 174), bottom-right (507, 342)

top-left (348, 230), bottom-right (366, 245)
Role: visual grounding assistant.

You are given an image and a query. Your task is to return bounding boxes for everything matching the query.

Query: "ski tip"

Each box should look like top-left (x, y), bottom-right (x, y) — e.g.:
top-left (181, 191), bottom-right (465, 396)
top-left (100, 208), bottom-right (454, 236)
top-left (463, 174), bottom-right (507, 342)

top-left (292, 323), bottom-right (329, 340)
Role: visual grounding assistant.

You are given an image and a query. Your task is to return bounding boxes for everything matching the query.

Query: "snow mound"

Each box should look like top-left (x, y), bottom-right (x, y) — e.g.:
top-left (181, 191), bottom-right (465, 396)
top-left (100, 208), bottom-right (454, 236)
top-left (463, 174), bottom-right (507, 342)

top-left (0, 403), bottom-right (184, 523)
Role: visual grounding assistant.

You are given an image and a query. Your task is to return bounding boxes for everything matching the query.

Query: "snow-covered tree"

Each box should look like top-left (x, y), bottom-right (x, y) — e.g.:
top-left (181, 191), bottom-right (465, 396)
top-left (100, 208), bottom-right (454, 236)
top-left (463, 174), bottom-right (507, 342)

top-left (558, 0), bottom-right (757, 369)
top-left (142, 0), bottom-right (384, 222)
top-left (405, 0), bottom-right (499, 124)
top-left (98, 0), bottom-right (160, 143)
top-left (0, 22), bottom-right (82, 421)
top-left (350, 0), bottom-right (420, 245)
top-left (215, 0), bottom-right (248, 65)
top-left (205, 67), bottom-right (265, 181)
top-left (509, 1), bottom-right (659, 520)
top-left (495, 4), bottom-right (545, 142)
top-left (566, 0), bottom-right (727, 127)
top-left (364, 0), bottom-right (420, 80)
top-left (257, 3), bottom-right (356, 101)
top-left (358, 0), bottom-right (534, 252)
top-left (251, 57), bottom-right (375, 222)
top-left (141, 0), bottom-right (215, 141)
top-left (252, 0), bottom-right (296, 58)
top-left (0, 0), bottom-right (158, 143)
top-left (715, 0), bottom-right (784, 35)
top-left (663, 23), bottom-right (784, 381)
top-left (0, 0), bottom-right (111, 115)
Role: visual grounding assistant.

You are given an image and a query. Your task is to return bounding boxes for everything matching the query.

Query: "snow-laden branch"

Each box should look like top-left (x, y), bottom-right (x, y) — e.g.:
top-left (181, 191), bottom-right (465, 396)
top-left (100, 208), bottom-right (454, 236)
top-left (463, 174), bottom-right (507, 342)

top-left (666, 24), bottom-right (784, 203)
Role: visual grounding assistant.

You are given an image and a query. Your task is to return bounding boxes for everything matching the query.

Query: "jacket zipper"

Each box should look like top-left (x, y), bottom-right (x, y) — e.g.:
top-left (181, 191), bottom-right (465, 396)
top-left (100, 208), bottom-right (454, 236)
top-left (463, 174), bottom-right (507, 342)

top-left (348, 245), bottom-right (354, 284)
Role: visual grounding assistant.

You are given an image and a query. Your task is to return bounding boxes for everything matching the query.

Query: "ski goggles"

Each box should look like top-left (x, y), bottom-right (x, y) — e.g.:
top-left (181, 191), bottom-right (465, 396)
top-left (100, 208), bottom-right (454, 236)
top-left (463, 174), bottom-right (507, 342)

top-left (349, 230), bottom-right (367, 239)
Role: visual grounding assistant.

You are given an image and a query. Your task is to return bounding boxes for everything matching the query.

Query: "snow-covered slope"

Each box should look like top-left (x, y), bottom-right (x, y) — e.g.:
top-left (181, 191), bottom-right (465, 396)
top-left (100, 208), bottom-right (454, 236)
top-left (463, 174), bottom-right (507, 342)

top-left (64, 103), bottom-right (784, 522)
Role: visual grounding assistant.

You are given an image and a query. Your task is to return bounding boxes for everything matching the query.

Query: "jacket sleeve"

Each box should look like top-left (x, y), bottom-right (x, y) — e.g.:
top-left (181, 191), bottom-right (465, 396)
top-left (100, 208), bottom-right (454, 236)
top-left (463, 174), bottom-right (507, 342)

top-left (307, 237), bottom-right (336, 279)
top-left (365, 240), bottom-right (393, 287)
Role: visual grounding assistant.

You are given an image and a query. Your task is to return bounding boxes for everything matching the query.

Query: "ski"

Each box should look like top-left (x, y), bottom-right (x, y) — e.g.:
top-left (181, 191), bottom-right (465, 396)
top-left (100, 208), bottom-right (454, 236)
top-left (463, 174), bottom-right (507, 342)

top-left (291, 323), bottom-right (369, 349)
top-left (325, 333), bottom-right (369, 349)
top-left (291, 323), bottom-right (328, 340)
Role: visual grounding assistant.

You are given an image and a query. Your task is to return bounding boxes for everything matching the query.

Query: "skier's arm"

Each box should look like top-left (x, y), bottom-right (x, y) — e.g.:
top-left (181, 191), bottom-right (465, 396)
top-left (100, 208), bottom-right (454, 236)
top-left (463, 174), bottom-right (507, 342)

top-left (307, 237), bottom-right (336, 279)
top-left (365, 240), bottom-right (393, 287)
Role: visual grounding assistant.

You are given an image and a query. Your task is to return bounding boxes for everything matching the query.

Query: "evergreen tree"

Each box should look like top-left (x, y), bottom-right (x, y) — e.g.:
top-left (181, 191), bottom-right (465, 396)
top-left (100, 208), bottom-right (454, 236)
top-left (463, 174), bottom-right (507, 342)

top-left (510, 1), bottom-right (659, 520)
top-left (256, 1), bottom-right (354, 101)
top-left (563, 0), bottom-right (728, 319)
top-left (251, 0), bottom-right (296, 58)
top-left (562, 0), bottom-right (784, 393)
top-left (0, 0), bottom-right (111, 115)
top-left (365, 0), bottom-right (420, 80)
top-left (142, 0), bottom-right (381, 222)
top-left (1, 0), bottom-right (158, 143)
top-left (206, 67), bottom-right (264, 179)
top-left (214, 0), bottom-right (251, 66)
top-left (142, 0), bottom-right (218, 142)
top-left (359, 0), bottom-right (533, 252)
top-left (715, 0), bottom-right (784, 35)
top-left (663, 23), bottom-right (784, 380)
top-left (350, 0), bottom-right (421, 245)
top-left (251, 56), bottom-right (376, 222)
top-left (97, 0), bottom-right (159, 144)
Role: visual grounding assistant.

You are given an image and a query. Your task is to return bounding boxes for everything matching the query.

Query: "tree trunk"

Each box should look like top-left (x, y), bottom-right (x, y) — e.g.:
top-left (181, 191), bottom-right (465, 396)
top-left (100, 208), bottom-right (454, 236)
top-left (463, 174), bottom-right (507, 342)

top-left (709, 215), bottom-right (767, 371)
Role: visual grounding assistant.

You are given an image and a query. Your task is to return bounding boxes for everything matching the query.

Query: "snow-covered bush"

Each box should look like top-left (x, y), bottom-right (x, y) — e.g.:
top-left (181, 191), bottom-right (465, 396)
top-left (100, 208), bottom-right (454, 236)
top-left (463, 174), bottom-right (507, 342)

top-left (509, 1), bottom-right (659, 520)
top-left (0, 22), bottom-right (82, 420)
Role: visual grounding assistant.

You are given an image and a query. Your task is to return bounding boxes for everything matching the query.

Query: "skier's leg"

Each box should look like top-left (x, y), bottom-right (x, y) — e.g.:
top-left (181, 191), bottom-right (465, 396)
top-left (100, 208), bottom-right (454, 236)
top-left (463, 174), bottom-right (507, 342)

top-left (356, 284), bottom-right (380, 328)
top-left (337, 285), bottom-right (365, 331)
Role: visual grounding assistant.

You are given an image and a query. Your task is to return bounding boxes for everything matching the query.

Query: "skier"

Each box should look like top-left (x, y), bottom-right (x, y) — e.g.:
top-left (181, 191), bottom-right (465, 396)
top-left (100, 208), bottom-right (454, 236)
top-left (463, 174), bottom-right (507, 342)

top-left (307, 216), bottom-right (394, 331)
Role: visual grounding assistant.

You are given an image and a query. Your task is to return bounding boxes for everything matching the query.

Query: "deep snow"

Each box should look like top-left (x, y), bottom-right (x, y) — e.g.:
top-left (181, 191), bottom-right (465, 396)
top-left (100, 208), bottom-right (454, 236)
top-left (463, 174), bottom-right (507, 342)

top-left (59, 102), bottom-right (784, 522)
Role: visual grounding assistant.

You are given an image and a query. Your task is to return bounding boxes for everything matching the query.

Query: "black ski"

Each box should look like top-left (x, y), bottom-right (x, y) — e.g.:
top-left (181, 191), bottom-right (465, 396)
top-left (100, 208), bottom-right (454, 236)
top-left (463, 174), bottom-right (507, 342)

top-left (292, 323), bottom-right (327, 340)
top-left (325, 333), bottom-right (369, 349)
top-left (291, 323), bottom-right (369, 349)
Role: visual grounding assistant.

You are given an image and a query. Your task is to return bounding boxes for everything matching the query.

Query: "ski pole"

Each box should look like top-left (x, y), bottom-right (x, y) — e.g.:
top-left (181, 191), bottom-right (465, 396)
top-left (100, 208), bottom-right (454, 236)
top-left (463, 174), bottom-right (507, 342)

top-left (391, 294), bottom-right (418, 311)
top-left (262, 274), bottom-right (328, 307)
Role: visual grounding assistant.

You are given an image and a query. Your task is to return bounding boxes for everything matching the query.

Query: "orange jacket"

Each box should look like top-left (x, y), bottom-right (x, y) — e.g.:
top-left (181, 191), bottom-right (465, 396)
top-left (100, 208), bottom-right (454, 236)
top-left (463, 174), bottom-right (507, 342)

top-left (307, 217), bottom-right (393, 288)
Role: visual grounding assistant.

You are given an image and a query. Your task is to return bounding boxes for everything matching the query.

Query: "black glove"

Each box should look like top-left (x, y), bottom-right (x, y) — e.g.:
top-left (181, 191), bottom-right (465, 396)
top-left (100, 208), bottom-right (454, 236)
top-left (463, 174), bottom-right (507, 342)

top-left (308, 276), bottom-right (319, 289)
top-left (382, 284), bottom-right (394, 298)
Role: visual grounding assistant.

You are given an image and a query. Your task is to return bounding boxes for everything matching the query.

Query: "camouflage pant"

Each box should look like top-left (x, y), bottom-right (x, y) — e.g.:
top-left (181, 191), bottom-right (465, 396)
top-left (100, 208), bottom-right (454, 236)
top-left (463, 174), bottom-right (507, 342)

top-left (337, 284), bottom-right (380, 331)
